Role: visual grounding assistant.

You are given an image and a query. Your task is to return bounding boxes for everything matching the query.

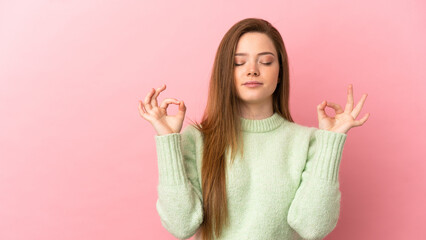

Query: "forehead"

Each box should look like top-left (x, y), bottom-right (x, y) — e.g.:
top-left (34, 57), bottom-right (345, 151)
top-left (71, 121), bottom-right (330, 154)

top-left (235, 32), bottom-right (276, 55)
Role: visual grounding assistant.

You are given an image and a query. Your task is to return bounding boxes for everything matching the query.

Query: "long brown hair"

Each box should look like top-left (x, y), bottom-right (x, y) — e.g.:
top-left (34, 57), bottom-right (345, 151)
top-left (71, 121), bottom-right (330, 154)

top-left (187, 17), bottom-right (294, 240)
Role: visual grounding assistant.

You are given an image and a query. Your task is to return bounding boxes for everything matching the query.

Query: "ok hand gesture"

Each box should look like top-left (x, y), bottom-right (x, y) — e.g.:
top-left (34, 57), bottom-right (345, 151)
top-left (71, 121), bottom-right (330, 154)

top-left (138, 84), bottom-right (186, 136)
top-left (317, 84), bottom-right (370, 134)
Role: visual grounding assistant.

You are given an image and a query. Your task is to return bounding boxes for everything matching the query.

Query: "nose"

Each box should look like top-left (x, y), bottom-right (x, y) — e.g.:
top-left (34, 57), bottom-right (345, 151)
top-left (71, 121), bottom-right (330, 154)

top-left (247, 62), bottom-right (259, 77)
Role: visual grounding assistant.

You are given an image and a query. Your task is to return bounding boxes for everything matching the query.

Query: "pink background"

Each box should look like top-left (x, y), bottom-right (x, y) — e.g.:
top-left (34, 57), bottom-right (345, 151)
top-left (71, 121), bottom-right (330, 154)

top-left (1, 0), bottom-right (425, 239)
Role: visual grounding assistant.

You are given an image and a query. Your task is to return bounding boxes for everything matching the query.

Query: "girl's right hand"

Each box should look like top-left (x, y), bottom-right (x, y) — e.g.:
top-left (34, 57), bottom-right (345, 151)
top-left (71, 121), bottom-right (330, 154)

top-left (138, 84), bottom-right (186, 136)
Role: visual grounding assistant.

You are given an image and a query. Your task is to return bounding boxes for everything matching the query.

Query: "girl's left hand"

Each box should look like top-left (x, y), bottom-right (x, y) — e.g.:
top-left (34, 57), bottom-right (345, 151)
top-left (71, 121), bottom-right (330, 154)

top-left (317, 84), bottom-right (370, 134)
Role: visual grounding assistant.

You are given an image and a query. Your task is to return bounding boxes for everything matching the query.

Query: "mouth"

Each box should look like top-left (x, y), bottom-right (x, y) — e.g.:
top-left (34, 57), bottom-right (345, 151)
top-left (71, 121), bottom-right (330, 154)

top-left (243, 82), bottom-right (263, 87)
top-left (243, 81), bottom-right (263, 85)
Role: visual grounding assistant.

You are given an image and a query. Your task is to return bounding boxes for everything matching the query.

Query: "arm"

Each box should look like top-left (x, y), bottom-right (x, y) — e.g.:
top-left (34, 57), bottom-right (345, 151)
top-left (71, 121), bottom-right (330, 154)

top-left (287, 128), bottom-right (347, 240)
top-left (154, 125), bottom-right (203, 239)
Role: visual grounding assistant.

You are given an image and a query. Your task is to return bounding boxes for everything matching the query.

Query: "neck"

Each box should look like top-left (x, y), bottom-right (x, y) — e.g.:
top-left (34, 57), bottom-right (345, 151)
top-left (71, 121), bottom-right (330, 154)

top-left (238, 97), bottom-right (274, 120)
top-left (240, 112), bottom-right (286, 133)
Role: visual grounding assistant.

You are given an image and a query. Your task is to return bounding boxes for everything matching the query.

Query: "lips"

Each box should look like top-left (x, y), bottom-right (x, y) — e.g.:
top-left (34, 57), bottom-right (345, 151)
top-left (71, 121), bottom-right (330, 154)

top-left (243, 81), bottom-right (263, 85)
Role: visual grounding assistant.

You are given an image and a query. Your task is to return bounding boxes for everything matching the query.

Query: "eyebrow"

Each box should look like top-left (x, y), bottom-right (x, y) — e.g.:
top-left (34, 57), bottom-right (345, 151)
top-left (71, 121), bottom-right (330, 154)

top-left (234, 52), bottom-right (275, 57)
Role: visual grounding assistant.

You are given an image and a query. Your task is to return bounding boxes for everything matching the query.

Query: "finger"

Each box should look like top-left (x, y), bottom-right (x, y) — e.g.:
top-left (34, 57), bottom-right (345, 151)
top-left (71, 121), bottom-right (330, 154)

top-left (159, 98), bottom-right (180, 108)
top-left (138, 100), bottom-right (152, 121)
top-left (176, 100), bottom-right (187, 119)
top-left (344, 84), bottom-right (354, 113)
top-left (354, 113), bottom-right (370, 126)
top-left (151, 84), bottom-right (166, 107)
top-left (138, 100), bottom-right (145, 114)
top-left (144, 88), bottom-right (156, 110)
top-left (159, 98), bottom-right (181, 112)
top-left (326, 101), bottom-right (344, 114)
top-left (140, 100), bottom-right (148, 114)
top-left (317, 100), bottom-right (329, 120)
top-left (351, 93), bottom-right (368, 119)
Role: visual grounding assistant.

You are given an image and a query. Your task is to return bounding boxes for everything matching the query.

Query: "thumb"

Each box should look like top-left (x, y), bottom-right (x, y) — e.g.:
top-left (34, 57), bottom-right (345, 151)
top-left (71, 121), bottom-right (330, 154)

top-left (176, 100), bottom-right (186, 118)
top-left (317, 100), bottom-right (328, 120)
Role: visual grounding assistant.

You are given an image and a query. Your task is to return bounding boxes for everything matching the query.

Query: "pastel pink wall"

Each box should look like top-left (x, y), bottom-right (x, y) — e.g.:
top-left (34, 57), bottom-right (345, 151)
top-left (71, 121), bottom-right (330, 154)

top-left (0, 0), bottom-right (425, 239)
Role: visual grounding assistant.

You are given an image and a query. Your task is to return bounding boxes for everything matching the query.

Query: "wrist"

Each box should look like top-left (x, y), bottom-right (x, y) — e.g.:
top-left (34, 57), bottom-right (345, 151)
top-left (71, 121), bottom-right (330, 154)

top-left (153, 122), bottom-right (174, 136)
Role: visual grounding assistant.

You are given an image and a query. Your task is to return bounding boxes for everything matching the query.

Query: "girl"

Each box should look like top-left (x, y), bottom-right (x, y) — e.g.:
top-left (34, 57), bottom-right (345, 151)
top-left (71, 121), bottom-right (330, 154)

top-left (139, 18), bottom-right (369, 240)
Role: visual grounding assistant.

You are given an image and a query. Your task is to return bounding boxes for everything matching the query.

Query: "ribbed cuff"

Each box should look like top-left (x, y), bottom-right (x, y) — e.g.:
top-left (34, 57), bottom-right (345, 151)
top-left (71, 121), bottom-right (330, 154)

top-left (154, 133), bottom-right (187, 186)
top-left (311, 129), bottom-right (347, 182)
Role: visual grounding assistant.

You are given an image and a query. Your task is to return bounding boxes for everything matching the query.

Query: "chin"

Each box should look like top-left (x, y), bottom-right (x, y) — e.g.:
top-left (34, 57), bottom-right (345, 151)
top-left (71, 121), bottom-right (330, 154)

top-left (239, 97), bottom-right (264, 104)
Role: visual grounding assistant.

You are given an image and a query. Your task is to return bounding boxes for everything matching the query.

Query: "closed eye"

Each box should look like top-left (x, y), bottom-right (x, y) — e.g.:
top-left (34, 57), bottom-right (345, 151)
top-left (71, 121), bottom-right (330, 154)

top-left (234, 62), bottom-right (272, 66)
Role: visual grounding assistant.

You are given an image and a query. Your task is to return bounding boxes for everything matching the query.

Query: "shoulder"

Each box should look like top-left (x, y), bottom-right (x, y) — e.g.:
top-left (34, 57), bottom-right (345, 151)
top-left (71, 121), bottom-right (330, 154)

top-left (288, 123), bottom-right (347, 146)
top-left (182, 124), bottom-right (202, 136)
top-left (282, 120), bottom-right (317, 140)
top-left (181, 124), bottom-right (203, 143)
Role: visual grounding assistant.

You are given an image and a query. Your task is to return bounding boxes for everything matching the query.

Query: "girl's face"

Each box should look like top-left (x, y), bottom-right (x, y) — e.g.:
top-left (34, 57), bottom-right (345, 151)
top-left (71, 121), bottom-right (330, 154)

top-left (233, 32), bottom-right (280, 106)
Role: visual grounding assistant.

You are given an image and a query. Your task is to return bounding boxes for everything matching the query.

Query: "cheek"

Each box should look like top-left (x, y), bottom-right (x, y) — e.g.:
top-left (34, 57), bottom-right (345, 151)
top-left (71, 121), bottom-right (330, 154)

top-left (267, 67), bottom-right (280, 80)
top-left (234, 70), bottom-right (242, 82)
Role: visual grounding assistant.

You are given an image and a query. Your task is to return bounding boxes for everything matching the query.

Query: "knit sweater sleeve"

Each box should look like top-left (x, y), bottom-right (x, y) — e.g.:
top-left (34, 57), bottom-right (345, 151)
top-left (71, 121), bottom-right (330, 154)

top-left (154, 125), bottom-right (203, 239)
top-left (287, 128), bottom-right (347, 240)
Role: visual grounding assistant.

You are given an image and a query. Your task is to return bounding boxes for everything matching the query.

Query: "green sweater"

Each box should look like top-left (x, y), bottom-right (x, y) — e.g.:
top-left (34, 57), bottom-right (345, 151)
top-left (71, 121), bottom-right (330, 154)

top-left (154, 112), bottom-right (347, 240)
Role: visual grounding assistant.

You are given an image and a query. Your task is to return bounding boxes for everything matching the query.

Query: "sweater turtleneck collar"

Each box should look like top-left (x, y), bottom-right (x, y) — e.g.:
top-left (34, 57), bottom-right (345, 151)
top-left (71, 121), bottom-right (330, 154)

top-left (240, 112), bottom-right (286, 133)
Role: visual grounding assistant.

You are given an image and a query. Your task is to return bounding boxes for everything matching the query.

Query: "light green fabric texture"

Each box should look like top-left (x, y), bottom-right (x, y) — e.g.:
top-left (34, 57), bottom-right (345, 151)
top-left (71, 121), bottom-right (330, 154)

top-left (154, 112), bottom-right (347, 240)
